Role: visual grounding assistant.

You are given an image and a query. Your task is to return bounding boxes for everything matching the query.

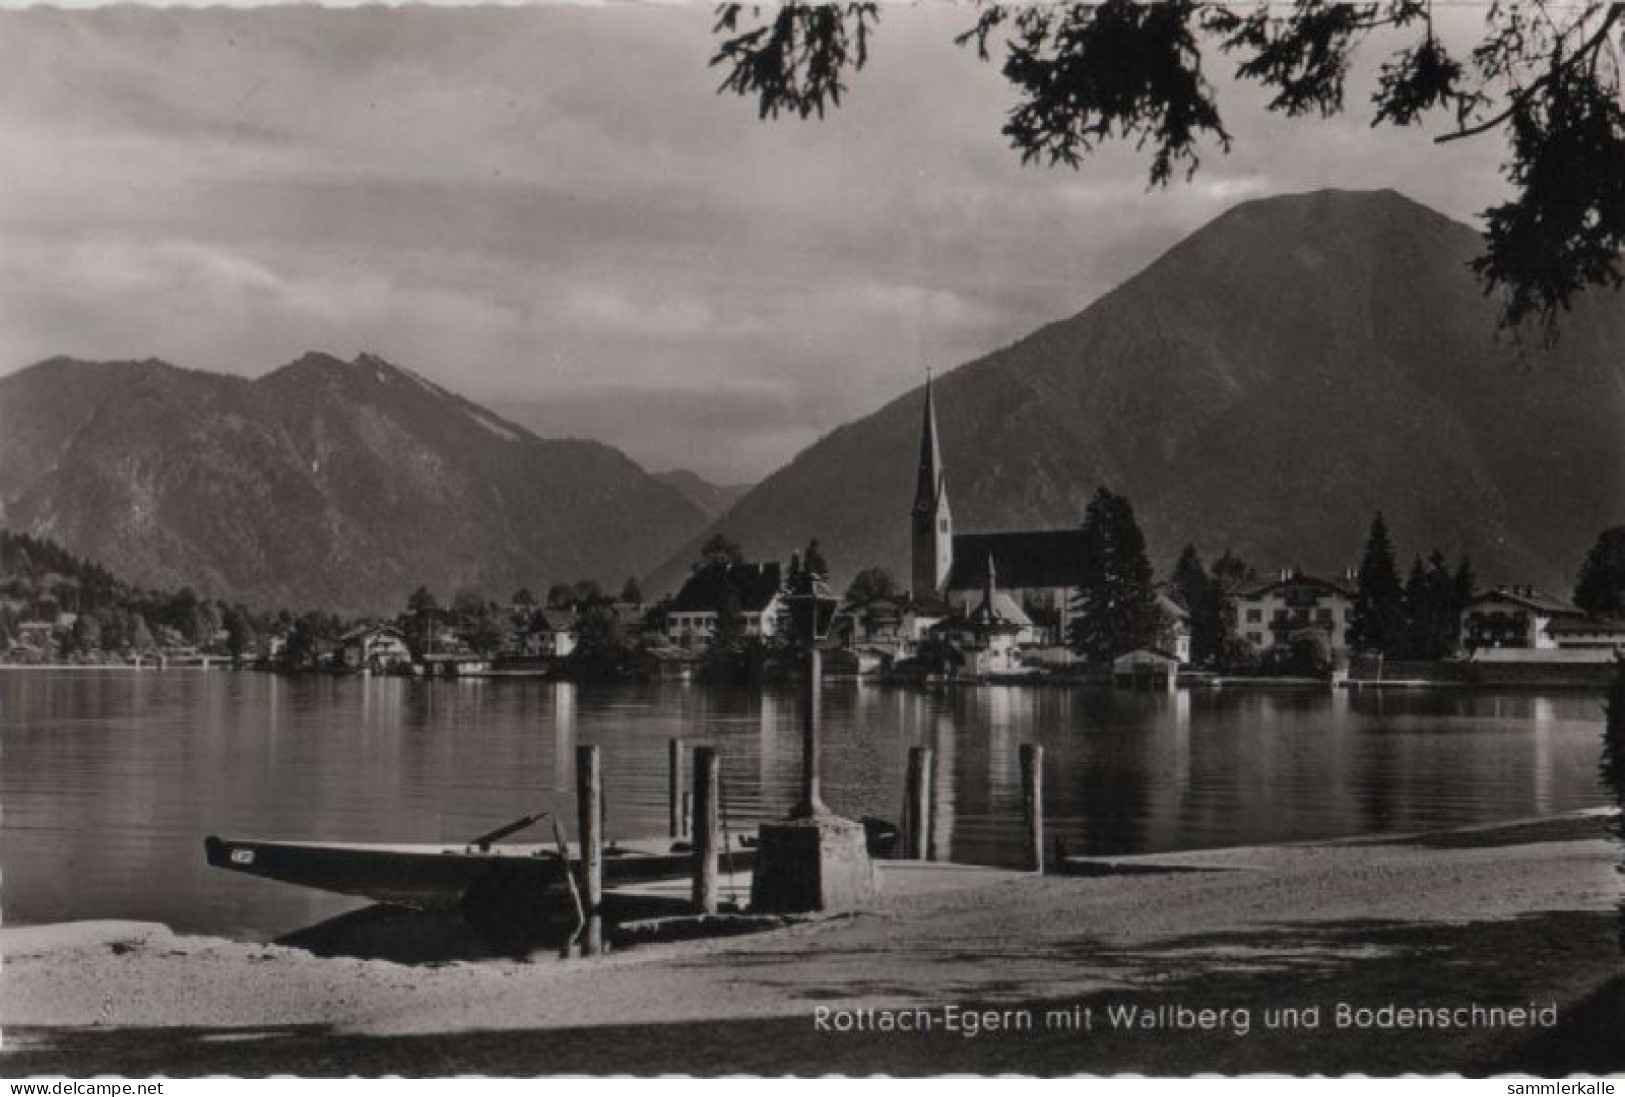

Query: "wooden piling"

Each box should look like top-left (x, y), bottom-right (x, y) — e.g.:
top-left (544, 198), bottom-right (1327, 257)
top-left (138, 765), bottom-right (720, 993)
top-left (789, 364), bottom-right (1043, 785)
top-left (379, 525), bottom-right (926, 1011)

top-left (1020, 743), bottom-right (1044, 874)
top-left (576, 744), bottom-right (603, 914)
top-left (668, 737), bottom-right (685, 838)
top-left (904, 746), bottom-right (934, 860)
top-left (692, 745), bottom-right (719, 914)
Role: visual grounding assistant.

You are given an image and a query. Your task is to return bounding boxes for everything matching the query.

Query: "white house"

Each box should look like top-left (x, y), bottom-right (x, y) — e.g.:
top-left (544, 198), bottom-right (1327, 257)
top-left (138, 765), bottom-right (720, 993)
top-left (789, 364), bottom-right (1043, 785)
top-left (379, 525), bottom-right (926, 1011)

top-left (1230, 571), bottom-right (1356, 656)
top-left (533, 608), bottom-right (577, 658)
top-left (1542, 615), bottom-right (1625, 658)
top-left (1460, 586), bottom-right (1584, 652)
top-left (925, 556), bottom-right (1031, 678)
top-left (339, 623), bottom-right (412, 672)
top-left (663, 561), bottom-right (785, 649)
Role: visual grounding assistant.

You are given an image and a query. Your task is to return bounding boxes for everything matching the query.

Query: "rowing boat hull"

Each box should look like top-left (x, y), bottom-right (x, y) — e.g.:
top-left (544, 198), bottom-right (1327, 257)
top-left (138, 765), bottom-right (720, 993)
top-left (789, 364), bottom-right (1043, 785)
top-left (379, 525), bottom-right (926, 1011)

top-left (203, 834), bottom-right (755, 911)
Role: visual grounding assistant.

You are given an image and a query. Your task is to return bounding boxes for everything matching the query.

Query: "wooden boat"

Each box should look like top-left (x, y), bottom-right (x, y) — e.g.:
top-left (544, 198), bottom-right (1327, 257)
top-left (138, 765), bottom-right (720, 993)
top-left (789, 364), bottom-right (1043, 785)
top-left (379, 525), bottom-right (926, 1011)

top-left (203, 818), bottom-right (756, 913)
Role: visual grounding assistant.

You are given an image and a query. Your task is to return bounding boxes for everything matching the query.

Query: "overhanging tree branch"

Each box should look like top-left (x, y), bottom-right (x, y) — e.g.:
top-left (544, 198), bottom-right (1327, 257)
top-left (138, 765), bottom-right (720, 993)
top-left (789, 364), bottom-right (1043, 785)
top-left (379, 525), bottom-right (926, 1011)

top-left (711, 0), bottom-right (1625, 338)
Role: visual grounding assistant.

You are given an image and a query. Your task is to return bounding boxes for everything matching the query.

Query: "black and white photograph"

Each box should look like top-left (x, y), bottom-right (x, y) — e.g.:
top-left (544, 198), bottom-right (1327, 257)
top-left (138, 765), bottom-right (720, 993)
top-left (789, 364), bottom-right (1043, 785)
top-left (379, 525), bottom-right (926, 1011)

top-left (2, 0), bottom-right (1624, 1080)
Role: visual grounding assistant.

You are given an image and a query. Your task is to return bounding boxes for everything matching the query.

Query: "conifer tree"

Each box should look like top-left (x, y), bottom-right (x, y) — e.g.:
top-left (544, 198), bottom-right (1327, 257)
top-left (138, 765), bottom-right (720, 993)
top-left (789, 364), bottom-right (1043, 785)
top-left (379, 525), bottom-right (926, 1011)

top-left (1351, 512), bottom-right (1406, 655)
top-left (1171, 544), bottom-right (1227, 667)
top-left (1068, 488), bottom-right (1160, 662)
top-left (1574, 527), bottom-right (1625, 619)
top-left (1403, 549), bottom-right (1469, 660)
top-left (1402, 555), bottom-right (1428, 659)
top-left (1453, 555), bottom-right (1477, 612)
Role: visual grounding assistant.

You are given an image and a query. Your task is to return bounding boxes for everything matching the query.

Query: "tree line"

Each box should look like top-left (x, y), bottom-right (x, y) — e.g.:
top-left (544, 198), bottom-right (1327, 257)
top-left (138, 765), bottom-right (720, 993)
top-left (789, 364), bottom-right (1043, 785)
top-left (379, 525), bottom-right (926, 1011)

top-left (994, 489), bottom-right (1625, 672)
top-left (0, 530), bottom-right (283, 662)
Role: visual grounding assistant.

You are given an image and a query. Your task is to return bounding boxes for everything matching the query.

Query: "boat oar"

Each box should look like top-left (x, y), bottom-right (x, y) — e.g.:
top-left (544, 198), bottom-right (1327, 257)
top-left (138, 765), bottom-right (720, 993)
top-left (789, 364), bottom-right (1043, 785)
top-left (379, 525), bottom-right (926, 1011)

top-left (550, 817), bottom-right (586, 939)
top-left (470, 811), bottom-right (548, 853)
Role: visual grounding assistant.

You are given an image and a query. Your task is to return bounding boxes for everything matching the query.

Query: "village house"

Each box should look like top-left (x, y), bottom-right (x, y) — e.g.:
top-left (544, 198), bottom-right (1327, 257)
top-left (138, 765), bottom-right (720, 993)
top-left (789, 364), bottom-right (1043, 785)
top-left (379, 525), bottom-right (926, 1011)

top-left (1543, 616), bottom-right (1625, 656)
top-left (1155, 590), bottom-right (1193, 664)
top-left (925, 555), bottom-right (1029, 678)
top-left (1230, 570), bottom-right (1356, 656)
top-left (14, 620), bottom-right (58, 653)
top-left (339, 623), bottom-right (412, 672)
top-left (834, 596), bottom-right (909, 667)
top-left (531, 607), bottom-right (577, 658)
top-left (663, 561), bottom-right (784, 649)
top-left (1459, 586), bottom-right (1585, 651)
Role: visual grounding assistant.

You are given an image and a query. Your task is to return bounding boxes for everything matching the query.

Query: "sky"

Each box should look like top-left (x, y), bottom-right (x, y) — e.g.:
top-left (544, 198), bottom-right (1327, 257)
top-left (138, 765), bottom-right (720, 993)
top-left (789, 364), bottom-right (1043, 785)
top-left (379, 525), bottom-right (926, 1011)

top-left (0, 2), bottom-right (1511, 483)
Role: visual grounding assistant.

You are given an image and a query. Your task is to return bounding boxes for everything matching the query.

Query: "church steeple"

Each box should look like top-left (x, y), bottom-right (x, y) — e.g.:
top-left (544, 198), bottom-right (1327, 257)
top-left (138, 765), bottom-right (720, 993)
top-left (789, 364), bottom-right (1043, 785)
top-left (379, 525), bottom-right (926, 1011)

top-left (913, 373), bottom-right (944, 515)
top-left (910, 374), bottom-right (953, 599)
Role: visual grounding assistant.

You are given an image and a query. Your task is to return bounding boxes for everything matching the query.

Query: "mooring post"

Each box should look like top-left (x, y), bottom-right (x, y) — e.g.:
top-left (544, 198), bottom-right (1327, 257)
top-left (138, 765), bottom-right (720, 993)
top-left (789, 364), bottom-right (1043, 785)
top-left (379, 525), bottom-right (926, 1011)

top-left (576, 744), bottom-right (603, 917)
top-left (1020, 743), bottom-right (1044, 874)
top-left (904, 746), bottom-right (934, 861)
top-left (692, 745), bottom-right (720, 914)
top-left (668, 737), bottom-right (685, 839)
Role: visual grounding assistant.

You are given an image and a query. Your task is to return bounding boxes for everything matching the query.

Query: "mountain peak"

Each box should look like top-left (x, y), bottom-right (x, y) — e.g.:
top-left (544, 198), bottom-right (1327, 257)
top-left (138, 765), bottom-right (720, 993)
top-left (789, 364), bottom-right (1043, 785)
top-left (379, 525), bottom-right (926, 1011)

top-left (646, 188), bottom-right (1625, 597)
top-left (288, 350), bottom-right (349, 371)
top-left (1, 353), bottom-right (710, 614)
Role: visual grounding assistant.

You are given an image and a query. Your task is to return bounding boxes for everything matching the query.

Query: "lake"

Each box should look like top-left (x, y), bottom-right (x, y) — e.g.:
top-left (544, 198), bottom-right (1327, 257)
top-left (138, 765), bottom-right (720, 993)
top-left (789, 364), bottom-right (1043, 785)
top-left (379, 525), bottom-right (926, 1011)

top-left (0, 670), bottom-right (1610, 940)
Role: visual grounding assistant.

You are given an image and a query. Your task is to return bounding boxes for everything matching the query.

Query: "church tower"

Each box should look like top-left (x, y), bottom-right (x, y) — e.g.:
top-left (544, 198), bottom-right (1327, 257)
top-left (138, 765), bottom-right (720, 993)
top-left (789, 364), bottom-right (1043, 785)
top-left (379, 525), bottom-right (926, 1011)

top-left (911, 376), bottom-right (953, 599)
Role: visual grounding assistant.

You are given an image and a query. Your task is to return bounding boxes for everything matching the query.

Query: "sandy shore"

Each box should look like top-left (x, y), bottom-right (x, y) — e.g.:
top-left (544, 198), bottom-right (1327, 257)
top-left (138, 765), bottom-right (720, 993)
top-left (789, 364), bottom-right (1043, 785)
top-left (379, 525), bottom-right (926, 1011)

top-left (4, 810), bottom-right (1622, 1074)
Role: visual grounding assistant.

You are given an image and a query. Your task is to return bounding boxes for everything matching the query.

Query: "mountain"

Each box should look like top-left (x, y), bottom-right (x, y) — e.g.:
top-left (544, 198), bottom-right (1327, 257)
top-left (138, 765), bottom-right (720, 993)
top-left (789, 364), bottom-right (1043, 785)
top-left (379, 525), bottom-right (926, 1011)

top-left (645, 189), bottom-right (1625, 598)
top-left (0, 352), bottom-right (708, 615)
top-left (653, 469), bottom-right (752, 521)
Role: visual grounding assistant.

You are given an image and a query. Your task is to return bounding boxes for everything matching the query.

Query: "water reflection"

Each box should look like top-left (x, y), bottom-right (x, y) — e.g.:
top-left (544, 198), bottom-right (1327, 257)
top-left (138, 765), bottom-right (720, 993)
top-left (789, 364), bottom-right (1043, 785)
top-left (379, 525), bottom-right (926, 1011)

top-left (0, 671), bottom-right (1609, 941)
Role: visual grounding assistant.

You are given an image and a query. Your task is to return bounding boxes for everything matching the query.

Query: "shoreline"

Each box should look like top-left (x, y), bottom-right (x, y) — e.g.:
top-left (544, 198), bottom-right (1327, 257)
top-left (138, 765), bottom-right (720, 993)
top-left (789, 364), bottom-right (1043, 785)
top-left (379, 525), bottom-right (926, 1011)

top-left (3, 809), bottom-right (1621, 1074)
top-left (1, 662), bottom-right (1613, 693)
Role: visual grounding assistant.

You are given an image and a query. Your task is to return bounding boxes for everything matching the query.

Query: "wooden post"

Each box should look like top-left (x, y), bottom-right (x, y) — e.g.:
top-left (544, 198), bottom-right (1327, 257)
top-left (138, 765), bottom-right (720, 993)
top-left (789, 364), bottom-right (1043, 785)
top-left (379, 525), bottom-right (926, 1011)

top-left (681, 791), bottom-right (693, 839)
top-left (796, 644), bottom-right (826, 816)
top-left (668, 737), bottom-right (685, 838)
top-left (1020, 743), bottom-right (1044, 874)
top-left (576, 744), bottom-right (603, 915)
top-left (692, 746), bottom-right (720, 914)
top-left (904, 746), bottom-right (933, 861)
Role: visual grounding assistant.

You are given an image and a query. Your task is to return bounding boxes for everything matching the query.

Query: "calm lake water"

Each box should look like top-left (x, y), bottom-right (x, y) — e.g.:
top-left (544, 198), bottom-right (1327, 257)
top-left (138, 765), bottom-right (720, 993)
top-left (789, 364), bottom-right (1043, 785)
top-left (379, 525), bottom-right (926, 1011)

top-left (0, 670), bottom-right (1611, 940)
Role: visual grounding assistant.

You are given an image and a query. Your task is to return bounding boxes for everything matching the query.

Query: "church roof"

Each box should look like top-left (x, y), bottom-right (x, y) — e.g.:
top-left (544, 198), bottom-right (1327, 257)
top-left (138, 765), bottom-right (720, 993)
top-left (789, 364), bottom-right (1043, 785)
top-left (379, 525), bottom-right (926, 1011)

top-left (946, 530), bottom-right (1090, 591)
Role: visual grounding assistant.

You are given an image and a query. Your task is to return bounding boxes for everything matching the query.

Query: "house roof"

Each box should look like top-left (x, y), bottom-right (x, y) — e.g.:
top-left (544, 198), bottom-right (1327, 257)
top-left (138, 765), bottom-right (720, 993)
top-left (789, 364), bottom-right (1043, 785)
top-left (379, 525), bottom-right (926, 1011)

top-left (1466, 587), bottom-right (1582, 616)
top-left (670, 561), bottom-right (783, 615)
top-left (1156, 590), bottom-right (1190, 621)
top-left (1233, 573), bottom-right (1353, 599)
top-left (1113, 647), bottom-right (1183, 667)
top-left (933, 589), bottom-right (1027, 636)
top-left (945, 530), bottom-right (1090, 591)
top-left (969, 590), bottom-right (1032, 628)
top-left (340, 623), bottom-right (405, 643)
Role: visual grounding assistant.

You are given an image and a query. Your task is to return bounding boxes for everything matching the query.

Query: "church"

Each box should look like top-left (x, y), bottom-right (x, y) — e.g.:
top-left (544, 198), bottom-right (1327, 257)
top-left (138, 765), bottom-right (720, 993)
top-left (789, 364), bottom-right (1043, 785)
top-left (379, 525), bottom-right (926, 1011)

top-left (909, 380), bottom-right (1091, 649)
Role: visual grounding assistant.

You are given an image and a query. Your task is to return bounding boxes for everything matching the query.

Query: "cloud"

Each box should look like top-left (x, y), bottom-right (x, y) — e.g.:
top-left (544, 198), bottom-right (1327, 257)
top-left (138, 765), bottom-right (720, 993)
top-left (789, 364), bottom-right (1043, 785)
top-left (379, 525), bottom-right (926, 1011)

top-left (0, 4), bottom-right (1516, 479)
